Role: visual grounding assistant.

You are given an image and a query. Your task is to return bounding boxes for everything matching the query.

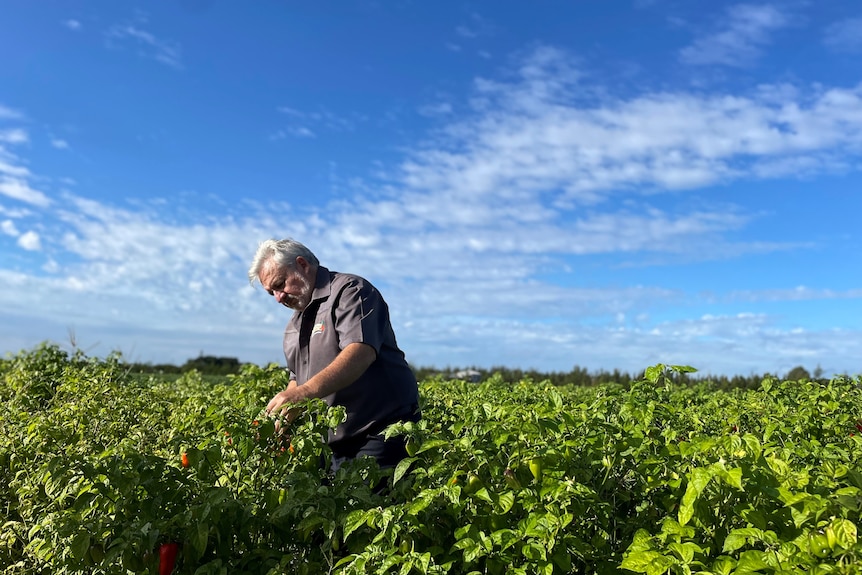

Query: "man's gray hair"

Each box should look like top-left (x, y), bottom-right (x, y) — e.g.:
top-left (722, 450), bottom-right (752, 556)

top-left (248, 238), bottom-right (320, 285)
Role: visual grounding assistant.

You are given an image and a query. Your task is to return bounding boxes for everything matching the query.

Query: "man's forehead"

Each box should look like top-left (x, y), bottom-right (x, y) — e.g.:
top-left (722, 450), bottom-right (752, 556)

top-left (261, 257), bottom-right (281, 272)
top-left (259, 259), bottom-right (284, 282)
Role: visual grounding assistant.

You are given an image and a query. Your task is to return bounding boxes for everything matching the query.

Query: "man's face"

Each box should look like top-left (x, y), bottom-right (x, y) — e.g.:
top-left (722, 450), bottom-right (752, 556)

top-left (259, 257), bottom-right (314, 311)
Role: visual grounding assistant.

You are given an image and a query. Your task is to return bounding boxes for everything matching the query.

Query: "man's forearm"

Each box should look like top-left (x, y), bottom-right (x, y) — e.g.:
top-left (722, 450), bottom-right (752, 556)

top-left (291, 342), bottom-right (376, 400)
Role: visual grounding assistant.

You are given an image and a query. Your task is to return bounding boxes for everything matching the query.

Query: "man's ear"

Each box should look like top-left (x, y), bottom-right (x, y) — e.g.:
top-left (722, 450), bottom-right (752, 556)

top-left (295, 256), bottom-right (310, 273)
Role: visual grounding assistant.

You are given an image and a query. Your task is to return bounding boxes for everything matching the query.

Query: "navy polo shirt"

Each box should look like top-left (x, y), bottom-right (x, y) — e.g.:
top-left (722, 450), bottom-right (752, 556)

top-left (283, 266), bottom-right (419, 445)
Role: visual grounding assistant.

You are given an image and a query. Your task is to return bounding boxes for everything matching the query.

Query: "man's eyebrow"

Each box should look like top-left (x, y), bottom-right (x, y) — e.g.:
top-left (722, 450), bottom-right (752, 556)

top-left (266, 276), bottom-right (285, 293)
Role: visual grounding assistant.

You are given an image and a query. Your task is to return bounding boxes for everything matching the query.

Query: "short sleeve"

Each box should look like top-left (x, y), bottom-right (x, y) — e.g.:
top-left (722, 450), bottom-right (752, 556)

top-left (331, 277), bottom-right (387, 354)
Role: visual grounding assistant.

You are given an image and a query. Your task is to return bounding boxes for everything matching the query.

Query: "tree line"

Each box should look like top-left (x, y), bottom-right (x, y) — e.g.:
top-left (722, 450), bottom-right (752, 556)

top-left (127, 355), bottom-right (835, 389)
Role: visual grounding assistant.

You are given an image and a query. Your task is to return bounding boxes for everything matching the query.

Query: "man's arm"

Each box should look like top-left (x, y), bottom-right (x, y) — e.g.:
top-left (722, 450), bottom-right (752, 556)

top-left (265, 342), bottom-right (376, 415)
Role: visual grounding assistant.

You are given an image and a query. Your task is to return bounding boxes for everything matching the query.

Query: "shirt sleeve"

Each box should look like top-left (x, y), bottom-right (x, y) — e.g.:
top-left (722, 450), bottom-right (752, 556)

top-left (331, 276), bottom-right (388, 354)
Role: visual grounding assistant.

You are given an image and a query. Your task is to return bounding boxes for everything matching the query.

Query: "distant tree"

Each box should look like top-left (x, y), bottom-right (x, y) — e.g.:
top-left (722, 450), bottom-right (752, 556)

top-left (181, 355), bottom-right (242, 376)
top-left (786, 365), bottom-right (811, 381)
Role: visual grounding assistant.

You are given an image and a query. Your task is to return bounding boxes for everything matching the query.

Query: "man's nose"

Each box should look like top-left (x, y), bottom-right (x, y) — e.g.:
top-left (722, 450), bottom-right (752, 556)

top-left (274, 291), bottom-right (287, 304)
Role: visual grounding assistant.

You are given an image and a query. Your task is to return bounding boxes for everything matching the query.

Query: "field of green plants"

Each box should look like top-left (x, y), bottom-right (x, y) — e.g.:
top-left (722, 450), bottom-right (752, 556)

top-left (2, 344), bottom-right (861, 574)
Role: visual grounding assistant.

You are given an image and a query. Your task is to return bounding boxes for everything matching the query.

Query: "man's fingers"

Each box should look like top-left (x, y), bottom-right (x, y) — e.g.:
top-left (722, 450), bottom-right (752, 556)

top-left (265, 391), bottom-right (288, 415)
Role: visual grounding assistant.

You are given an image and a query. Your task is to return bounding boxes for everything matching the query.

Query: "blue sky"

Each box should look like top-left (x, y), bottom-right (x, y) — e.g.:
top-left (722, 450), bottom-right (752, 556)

top-left (1, 1), bottom-right (860, 377)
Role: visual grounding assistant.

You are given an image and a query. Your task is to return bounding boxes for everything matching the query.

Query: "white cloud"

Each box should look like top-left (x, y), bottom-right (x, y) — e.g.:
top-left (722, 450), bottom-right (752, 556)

top-left (0, 178), bottom-right (51, 207)
top-left (0, 205), bottom-right (32, 218)
top-left (64, 19), bottom-right (82, 31)
top-left (418, 101), bottom-right (454, 118)
top-left (0, 114), bottom-right (52, 208)
top-left (2, 46), bottom-right (861, 374)
top-left (1, 219), bottom-right (18, 236)
top-left (0, 159), bottom-right (31, 179)
top-left (0, 129), bottom-right (28, 144)
top-left (381, 50), bottom-right (862, 220)
top-left (454, 13), bottom-right (496, 40)
top-left (399, 312), bottom-right (861, 376)
top-left (0, 105), bottom-right (23, 120)
top-left (679, 4), bottom-right (791, 67)
top-left (17, 230), bottom-right (41, 251)
top-left (106, 24), bottom-right (183, 69)
top-left (727, 286), bottom-right (862, 302)
top-left (51, 139), bottom-right (69, 150)
top-left (286, 126), bottom-right (316, 139)
top-left (274, 105), bottom-right (358, 137)
top-left (823, 17), bottom-right (862, 53)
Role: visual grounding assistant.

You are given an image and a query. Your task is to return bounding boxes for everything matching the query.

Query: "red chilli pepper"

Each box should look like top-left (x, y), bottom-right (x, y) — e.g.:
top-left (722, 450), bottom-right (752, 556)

top-left (159, 542), bottom-right (179, 575)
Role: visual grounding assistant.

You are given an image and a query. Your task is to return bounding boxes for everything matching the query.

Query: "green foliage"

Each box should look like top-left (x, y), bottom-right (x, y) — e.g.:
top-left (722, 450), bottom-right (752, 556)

top-left (2, 345), bottom-right (861, 574)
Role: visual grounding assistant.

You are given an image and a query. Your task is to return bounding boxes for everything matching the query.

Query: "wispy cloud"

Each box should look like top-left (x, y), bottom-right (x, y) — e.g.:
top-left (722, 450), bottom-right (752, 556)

top-left (64, 19), bottom-right (82, 31)
top-left (823, 17), bottom-right (862, 53)
top-left (2, 45), bottom-right (861, 373)
top-left (0, 105), bottom-right (24, 120)
top-left (727, 286), bottom-right (862, 302)
top-left (269, 127), bottom-right (316, 140)
top-left (106, 23), bottom-right (183, 69)
top-left (0, 120), bottom-right (52, 208)
top-left (385, 46), bottom-right (862, 219)
top-left (417, 100), bottom-right (454, 118)
top-left (455, 12), bottom-right (496, 40)
top-left (1, 219), bottom-right (18, 236)
top-left (0, 128), bottom-right (28, 144)
top-left (679, 4), bottom-right (791, 67)
top-left (0, 178), bottom-right (51, 207)
top-left (272, 106), bottom-right (359, 140)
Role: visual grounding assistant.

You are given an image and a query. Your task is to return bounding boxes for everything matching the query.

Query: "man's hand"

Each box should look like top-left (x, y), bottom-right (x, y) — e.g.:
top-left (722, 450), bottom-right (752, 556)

top-left (266, 386), bottom-right (301, 432)
top-left (264, 342), bottom-right (376, 430)
top-left (265, 388), bottom-right (295, 416)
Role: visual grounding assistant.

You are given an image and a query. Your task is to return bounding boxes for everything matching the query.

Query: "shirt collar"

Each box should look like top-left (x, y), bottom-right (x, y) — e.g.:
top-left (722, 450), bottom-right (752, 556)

top-left (309, 265), bottom-right (331, 304)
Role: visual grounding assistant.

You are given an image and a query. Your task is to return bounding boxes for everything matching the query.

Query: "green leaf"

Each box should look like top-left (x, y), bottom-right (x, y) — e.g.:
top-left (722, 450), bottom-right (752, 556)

top-left (620, 550), bottom-right (673, 575)
top-left (189, 521), bottom-right (208, 560)
top-left (668, 541), bottom-right (701, 563)
top-left (765, 456), bottom-right (791, 477)
top-left (679, 467), bottom-right (713, 525)
top-left (660, 517), bottom-right (695, 540)
top-left (668, 365), bottom-right (697, 374)
top-left (71, 532), bottom-right (90, 560)
top-left (454, 538), bottom-right (482, 563)
top-left (472, 487), bottom-right (493, 504)
top-left (708, 556), bottom-right (735, 575)
top-left (734, 550), bottom-right (768, 572)
top-left (644, 365), bottom-right (665, 384)
top-left (392, 456), bottom-right (415, 484)
top-left (722, 528), bottom-right (770, 554)
top-left (722, 531), bottom-right (746, 553)
top-left (741, 434), bottom-right (762, 459)
top-left (828, 518), bottom-right (857, 549)
top-left (547, 388), bottom-right (563, 410)
top-left (417, 438), bottom-right (449, 452)
top-left (490, 529), bottom-right (520, 551)
top-left (495, 491), bottom-right (515, 514)
top-left (719, 467), bottom-right (743, 490)
top-left (342, 510), bottom-right (369, 540)
top-left (521, 541), bottom-right (547, 561)
top-left (408, 495), bottom-right (432, 515)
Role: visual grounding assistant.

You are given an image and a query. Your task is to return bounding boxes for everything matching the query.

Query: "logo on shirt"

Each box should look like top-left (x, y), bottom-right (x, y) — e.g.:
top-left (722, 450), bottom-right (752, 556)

top-left (312, 321), bottom-right (325, 337)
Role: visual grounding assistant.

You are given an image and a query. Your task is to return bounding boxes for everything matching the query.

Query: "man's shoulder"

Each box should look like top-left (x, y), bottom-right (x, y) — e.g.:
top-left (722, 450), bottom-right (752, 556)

top-left (315, 266), bottom-right (367, 289)
top-left (328, 269), bottom-right (374, 290)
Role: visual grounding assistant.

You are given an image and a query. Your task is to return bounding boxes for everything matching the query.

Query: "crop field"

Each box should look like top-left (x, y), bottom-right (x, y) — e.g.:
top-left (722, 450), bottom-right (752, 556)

top-left (2, 344), bottom-right (861, 574)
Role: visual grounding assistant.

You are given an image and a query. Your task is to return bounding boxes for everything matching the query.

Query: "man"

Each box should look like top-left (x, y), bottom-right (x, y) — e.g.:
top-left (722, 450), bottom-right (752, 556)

top-left (248, 238), bottom-right (420, 472)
